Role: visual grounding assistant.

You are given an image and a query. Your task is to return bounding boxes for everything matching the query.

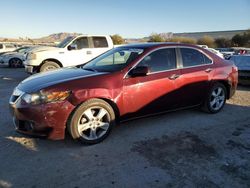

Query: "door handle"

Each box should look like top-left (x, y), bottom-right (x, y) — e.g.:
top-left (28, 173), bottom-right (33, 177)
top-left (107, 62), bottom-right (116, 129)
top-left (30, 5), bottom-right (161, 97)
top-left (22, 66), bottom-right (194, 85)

top-left (86, 51), bottom-right (92, 55)
top-left (205, 68), bottom-right (212, 73)
top-left (168, 74), bottom-right (180, 80)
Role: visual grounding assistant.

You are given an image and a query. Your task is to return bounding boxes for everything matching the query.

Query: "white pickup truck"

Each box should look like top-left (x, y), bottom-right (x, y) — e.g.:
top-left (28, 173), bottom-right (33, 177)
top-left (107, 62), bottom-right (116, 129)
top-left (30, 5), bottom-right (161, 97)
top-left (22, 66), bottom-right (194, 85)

top-left (24, 35), bottom-right (114, 73)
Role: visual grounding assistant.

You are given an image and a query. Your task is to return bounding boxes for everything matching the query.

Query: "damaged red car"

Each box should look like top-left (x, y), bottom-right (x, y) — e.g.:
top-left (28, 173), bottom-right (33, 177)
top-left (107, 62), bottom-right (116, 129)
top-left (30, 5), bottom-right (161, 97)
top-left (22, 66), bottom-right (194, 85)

top-left (9, 43), bottom-right (238, 144)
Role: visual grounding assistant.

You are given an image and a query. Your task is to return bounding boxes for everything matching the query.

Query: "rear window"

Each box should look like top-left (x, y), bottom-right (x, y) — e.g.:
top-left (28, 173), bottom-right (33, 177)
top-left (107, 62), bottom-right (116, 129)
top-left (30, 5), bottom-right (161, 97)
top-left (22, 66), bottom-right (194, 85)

top-left (180, 48), bottom-right (212, 67)
top-left (92, 37), bottom-right (108, 48)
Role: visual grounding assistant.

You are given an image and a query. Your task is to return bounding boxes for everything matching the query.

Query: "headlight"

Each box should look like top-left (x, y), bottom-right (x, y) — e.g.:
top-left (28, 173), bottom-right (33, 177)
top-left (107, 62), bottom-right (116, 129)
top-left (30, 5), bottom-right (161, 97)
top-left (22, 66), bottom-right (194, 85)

top-left (27, 53), bottom-right (37, 60)
top-left (22, 91), bottom-right (71, 105)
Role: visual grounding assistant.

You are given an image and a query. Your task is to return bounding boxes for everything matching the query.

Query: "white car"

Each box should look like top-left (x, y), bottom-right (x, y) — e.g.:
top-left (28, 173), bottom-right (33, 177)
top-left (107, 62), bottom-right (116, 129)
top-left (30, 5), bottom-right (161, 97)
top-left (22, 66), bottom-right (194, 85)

top-left (0, 43), bottom-right (17, 53)
top-left (207, 48), bottom-right (224, 59)
top-left (0, 46), bottom-right (31, 67)
top-left (24, 35), bottom-right (114, 73)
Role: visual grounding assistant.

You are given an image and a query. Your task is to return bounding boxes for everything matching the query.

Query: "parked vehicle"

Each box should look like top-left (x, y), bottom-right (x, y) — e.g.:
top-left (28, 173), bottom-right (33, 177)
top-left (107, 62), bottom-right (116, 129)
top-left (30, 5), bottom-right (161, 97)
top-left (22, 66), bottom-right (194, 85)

top-left (216, 48), bottom-right (235, 59)
top-left (207, 48), bottom-right (224, 59)
top-left (229, 55), bottom-right (250, 84)
top-left (0, 46), bottom-right (31, 67)
top-left (9, 43), bottom-right (238, 144)
top-left (24, 35), bottom-right (114, 74)
top-left (0, 43), bottom-right (17, 53)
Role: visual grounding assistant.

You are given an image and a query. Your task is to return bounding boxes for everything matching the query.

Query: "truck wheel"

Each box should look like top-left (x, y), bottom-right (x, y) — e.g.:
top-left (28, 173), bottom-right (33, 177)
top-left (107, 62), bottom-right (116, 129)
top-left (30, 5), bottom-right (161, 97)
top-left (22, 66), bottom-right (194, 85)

top-left (40, 61), bottom-right (60, 72)
top-left (67, 99), bottom-right (116, 145)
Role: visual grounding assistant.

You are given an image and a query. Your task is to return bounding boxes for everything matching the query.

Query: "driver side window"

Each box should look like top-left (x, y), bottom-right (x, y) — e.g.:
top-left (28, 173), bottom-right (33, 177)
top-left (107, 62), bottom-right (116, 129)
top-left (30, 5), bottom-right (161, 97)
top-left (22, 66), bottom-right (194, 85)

top-left (137, 48), bottom-right (176, 73)
top-left (71, 37), bottom-right (89, 50)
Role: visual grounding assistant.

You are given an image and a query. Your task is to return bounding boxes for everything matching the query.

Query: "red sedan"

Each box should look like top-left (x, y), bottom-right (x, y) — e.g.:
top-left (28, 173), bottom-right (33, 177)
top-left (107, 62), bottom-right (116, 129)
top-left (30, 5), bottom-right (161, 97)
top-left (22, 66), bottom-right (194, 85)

top-left (9, 43), bottom-right (238, 144)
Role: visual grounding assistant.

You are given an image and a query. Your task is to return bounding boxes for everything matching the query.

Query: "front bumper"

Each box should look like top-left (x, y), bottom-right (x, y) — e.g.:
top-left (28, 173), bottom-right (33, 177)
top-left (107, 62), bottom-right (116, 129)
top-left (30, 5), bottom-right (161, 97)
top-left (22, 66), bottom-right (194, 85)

top-left (25, 65), bottom-right (36, 74)
top-left (9, 93), bottom-right (75, 140)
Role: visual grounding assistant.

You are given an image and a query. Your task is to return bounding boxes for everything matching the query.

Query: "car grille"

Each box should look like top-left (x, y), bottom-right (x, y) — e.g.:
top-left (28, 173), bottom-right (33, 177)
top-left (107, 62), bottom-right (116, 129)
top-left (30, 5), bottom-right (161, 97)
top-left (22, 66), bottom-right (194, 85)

top-left (9, 88), bottom-right (24, 104)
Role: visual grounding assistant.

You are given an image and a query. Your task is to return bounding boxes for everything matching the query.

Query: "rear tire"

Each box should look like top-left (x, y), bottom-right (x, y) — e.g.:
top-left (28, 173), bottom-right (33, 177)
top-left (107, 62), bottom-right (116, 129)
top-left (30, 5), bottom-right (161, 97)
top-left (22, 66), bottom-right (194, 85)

top-left (67, 99), bottom-right (116, 145)
top-left (40, 61), bottom-right (60, 72)
top-left (202, 83), bottom-right (227, 113)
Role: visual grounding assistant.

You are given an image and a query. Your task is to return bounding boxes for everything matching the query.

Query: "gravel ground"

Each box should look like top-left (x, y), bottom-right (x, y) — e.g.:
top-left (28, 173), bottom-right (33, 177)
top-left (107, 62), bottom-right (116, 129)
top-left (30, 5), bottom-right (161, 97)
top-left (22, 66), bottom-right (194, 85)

top-left (0, 66), bottom-right (250, 188)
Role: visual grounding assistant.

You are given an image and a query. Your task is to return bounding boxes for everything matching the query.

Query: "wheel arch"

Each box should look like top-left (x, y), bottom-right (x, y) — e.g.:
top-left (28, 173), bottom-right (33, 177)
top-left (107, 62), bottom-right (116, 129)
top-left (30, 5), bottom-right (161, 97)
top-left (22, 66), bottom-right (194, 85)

top-left (99, 97), bottom-right (120, 121)
top-left (9, 57), bottom-right (22, 62)
top-left (66, 97), bottom-right (121, 133)
top-left (40, 58), bottom-right (63, 68)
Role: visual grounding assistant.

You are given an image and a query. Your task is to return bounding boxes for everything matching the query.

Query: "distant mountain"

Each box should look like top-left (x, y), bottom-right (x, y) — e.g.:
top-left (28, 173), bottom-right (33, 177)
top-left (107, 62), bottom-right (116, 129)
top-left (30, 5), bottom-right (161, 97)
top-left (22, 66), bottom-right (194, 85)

top-left (173, 30), bottom-right (247, 39)
top-left (33, 32), bottom-right (82, 43)
top-left (0, 30), bottom-right (248, 44)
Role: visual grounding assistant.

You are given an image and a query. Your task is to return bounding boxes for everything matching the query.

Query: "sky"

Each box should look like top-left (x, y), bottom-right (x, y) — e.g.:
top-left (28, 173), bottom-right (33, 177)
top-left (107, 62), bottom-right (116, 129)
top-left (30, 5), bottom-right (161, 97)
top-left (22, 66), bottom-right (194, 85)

top-left (0, 0), bottom-right (249, 39)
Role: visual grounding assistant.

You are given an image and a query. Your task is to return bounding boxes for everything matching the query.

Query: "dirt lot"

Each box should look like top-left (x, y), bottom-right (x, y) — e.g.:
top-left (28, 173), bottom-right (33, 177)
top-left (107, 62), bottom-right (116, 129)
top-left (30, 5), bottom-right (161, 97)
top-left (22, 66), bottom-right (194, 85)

top-left (0, 66), bottom-right (250, 188)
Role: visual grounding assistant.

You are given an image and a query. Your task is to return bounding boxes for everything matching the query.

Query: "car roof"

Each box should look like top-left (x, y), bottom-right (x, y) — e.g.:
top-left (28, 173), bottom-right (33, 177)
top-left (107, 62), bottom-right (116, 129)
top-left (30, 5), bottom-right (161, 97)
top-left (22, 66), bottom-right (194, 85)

top-left (117, 42), bottom-right (199, 49)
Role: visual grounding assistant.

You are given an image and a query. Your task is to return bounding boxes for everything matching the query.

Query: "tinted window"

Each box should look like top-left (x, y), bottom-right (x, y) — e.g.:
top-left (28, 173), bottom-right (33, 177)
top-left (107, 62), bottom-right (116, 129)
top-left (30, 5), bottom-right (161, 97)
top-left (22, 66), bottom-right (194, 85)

top-left (181, 48), bottom-right (212, 67)
top-left (92, 37), bottom-right (108, 48)
top-left (138, 48), bottom-right (176, 72)
top-left (72, 37), bottom-right (89, 49)
top-left (0, 44), bottom-right (3, 49)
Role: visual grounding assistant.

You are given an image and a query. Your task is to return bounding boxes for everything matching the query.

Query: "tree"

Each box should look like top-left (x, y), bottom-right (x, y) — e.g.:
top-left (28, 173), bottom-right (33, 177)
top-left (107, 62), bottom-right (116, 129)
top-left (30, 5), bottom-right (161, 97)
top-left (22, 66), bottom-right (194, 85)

top-left (168, 37), bottom-right (197, 44)
top-left (231, 30), bottom-right (250, 47)
top-left (148, 33), bottom-right (165, 42)
top-left (232, 34), bottom-right (245, 47)
top-left (111, 34), bottom-right (125, 45)
top-left (214, 38), bottom-right (231, 48)
top-left (197, 35), bottom-right (215, 48)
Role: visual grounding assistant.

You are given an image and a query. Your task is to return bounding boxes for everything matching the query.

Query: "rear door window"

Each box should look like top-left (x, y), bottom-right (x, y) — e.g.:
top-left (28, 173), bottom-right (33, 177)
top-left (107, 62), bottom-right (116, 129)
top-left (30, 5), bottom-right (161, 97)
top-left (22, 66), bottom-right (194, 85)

top-left (0, 44), bottom-right (3, 49)
top-left (92, 37), bottom-right (108, 48)
top-left (180, 48), bottom-right (212, 67)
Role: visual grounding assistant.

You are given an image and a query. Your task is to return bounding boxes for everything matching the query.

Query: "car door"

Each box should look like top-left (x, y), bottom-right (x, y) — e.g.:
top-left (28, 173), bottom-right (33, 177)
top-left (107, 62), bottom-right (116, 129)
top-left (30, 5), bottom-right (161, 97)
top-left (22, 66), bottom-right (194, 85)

top-left (64, 37), bottom-right (93, 66)
top-left (122, 47), bottom-right (182, 119)
top-left (177, 47), bottom-right (214, 107)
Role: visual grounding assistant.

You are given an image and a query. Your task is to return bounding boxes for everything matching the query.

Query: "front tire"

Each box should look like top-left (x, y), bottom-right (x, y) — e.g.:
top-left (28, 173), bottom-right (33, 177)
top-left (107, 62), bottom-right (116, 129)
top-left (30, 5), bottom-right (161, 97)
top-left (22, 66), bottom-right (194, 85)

top-left (202, 83), bottom-right (227, 113)
top-left (40, 61), bottom-right (60, 72)
top-left (68, 99), bottom-right (116, 144)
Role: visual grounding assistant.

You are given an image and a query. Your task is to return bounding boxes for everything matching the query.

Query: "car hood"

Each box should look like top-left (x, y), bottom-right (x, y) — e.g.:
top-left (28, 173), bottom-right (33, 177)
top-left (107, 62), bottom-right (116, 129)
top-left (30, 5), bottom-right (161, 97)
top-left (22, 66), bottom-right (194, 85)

top-left (29, 46), bottom-right (59, 53)
top-left (2, 52), bottom-right (17, 56)
top-left (17, 67), bottom-right (107, 93)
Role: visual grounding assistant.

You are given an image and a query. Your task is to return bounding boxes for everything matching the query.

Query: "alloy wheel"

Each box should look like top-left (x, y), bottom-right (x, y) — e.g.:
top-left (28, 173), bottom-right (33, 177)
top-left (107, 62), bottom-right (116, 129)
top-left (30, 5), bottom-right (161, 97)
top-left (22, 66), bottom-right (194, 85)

top-left (209, 86), bottom-right (225, 111)
top-left (77, 106), bottom-right (111, 141)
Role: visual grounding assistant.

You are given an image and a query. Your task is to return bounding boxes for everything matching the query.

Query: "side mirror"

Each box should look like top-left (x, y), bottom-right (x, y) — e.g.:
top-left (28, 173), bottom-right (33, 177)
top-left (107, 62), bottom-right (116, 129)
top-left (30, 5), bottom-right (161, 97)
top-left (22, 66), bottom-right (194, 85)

top-left (129, 66), bottom-right (150, 77)
top-left (67, 44), bottom-right (77, 51)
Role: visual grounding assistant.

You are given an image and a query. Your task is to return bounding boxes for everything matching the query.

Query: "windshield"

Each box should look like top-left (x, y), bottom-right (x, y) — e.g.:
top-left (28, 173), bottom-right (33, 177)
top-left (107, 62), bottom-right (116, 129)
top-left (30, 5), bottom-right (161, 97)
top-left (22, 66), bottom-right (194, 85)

top-left (15, 47), bottom-right (29, 53)
top-left (82, 47), bottom-right (144, 72)
top-left (57, 36), bottom-right (75, 48)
